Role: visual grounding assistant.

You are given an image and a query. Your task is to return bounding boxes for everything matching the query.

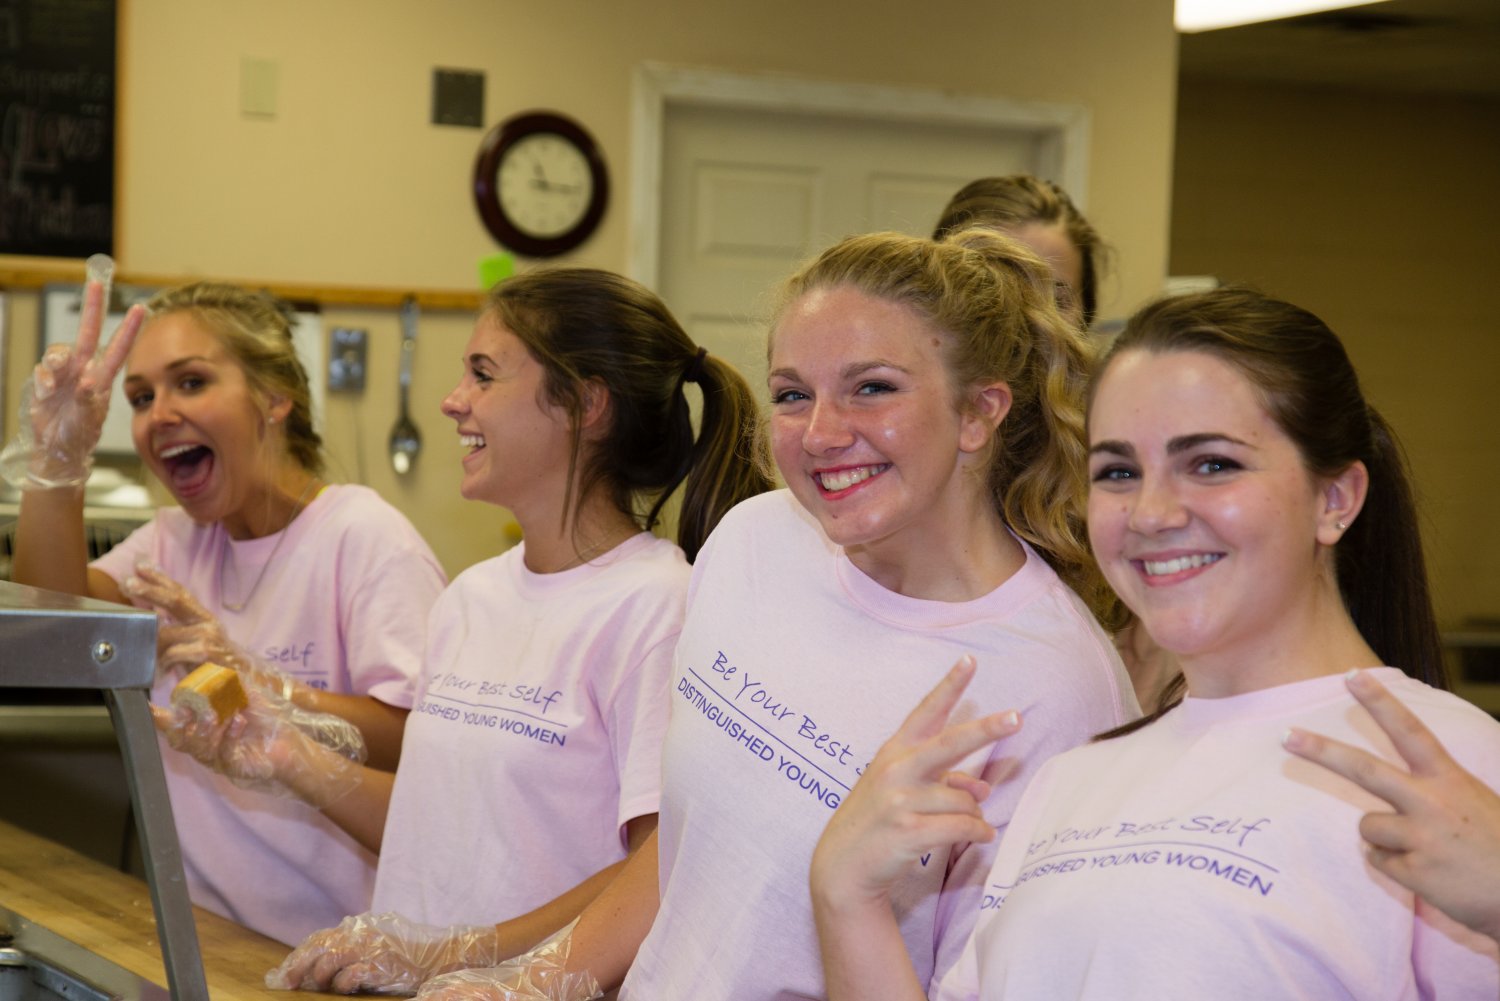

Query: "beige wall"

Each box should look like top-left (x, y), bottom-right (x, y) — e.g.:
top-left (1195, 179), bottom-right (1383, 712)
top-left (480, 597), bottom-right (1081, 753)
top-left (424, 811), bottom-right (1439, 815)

top-left (1171, 77), bottom-right (1500, 630)
top-left (4, 0), bottom-right (1178, 577)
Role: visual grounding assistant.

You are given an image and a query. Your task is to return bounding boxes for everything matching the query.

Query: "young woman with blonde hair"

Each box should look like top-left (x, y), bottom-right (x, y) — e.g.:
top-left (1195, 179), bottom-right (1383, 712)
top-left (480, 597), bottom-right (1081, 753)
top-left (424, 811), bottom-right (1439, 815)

top-left (7, 278), bottom-right (445, 945)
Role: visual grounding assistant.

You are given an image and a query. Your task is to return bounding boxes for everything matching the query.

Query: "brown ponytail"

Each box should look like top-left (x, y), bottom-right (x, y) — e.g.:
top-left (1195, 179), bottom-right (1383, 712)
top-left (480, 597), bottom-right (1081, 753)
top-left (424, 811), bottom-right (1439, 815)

top-left (488, 269), bottom-right (772, 562)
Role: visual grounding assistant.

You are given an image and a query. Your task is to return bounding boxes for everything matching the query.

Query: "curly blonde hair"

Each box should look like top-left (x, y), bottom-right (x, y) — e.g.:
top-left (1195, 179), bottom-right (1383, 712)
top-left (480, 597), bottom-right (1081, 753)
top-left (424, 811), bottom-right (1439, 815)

top-left (771, 229), bottom-right (1116, 624)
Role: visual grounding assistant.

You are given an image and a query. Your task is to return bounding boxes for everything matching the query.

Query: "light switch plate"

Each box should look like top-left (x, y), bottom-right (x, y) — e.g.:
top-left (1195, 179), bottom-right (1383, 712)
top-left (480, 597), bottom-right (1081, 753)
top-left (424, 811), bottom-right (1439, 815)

top-left (240, 57), bottom-right (279, 118)
top-left (329, 328), bottom-right (367, 392)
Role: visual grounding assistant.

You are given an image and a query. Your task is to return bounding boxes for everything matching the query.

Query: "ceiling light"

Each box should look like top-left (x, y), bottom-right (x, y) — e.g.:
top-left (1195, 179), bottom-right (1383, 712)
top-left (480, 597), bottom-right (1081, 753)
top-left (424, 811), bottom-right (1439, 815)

top-left (1176, 0), bottom-right (1394, 32)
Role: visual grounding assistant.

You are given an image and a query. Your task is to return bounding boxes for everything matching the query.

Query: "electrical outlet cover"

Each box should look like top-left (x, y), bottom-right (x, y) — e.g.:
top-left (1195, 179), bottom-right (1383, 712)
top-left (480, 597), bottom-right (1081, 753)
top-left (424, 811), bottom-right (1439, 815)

top-left (329, 327), bottom-right (368, 392)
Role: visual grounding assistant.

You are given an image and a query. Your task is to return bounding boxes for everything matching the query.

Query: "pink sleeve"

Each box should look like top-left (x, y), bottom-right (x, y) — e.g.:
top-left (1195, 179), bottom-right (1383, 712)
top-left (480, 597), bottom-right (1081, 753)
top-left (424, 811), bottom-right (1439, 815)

top-left (603, 629), bottom-right (676, 841)
top-left (928, 777), bottom-right (1050, 1000)
top-left (930, 664), bottom-right (1122, 984)
top-left (90, 517), bottom-right (161, 586)
top-left (337, 543), bottom-right (447, 708)
top-left (1413, 896), bottom-right (1499, 999)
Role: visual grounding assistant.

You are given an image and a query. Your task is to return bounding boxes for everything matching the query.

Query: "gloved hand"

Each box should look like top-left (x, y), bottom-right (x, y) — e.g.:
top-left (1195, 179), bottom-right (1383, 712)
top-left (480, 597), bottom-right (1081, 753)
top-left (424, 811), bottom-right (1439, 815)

top-left (266, 912), bottom-right (504, 995)
top-left (154, 667), bottom-right (365, 808)
top-left (125, 563), bottom-right (299, 700)
top-left (412, 922), bottom-right (602, 1001)
top-left (0, 256), bottom-right (147, 490)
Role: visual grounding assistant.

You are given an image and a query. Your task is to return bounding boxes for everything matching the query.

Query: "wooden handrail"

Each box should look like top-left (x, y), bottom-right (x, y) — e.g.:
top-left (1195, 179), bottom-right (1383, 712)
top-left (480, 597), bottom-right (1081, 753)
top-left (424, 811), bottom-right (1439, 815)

top-left (0, 265), bottom-right (484, 312)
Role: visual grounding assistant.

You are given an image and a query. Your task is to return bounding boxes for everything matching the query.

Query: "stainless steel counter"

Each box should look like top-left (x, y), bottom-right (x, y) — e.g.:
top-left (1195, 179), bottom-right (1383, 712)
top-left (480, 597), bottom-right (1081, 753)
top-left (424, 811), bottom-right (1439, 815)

top-left (0, 581), bottom-right (206, 1001)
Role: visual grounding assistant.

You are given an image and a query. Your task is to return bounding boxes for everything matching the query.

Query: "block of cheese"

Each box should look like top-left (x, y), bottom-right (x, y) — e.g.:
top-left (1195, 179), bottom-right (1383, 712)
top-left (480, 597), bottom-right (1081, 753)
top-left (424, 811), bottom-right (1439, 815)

top-left (172, 663), bottom-right (248, 721)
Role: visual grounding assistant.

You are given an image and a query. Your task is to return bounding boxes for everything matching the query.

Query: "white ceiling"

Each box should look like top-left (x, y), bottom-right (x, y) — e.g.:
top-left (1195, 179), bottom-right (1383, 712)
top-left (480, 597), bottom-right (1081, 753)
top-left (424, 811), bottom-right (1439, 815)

top-left (1177, 0), bottom-right (1500, 99)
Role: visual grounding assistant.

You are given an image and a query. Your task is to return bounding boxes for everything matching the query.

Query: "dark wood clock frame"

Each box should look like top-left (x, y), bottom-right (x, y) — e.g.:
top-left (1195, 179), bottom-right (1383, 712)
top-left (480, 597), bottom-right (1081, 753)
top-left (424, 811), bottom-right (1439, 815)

top-left (472, 111), bottom-right (610, 258)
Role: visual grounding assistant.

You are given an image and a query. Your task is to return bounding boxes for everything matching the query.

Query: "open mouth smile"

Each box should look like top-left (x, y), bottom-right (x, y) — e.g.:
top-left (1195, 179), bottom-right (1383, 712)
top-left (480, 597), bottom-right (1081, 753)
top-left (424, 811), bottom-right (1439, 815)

top-left (815, 464), bottom-right (890, 494)
top-left (156, 442), bottom-right (215, 496)
top-left (1137, 552), bottom-right (1223, 577)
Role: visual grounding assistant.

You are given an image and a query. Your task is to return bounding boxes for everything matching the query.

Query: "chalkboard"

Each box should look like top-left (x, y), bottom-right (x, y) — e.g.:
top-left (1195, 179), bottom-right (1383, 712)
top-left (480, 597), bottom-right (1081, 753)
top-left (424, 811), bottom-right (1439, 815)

top-left (0, 0), bottom-right (117, 258)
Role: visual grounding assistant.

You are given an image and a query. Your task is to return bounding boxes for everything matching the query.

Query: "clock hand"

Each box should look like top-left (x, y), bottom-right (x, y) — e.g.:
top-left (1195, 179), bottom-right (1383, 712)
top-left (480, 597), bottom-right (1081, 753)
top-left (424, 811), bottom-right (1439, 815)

top-left (529, 158), bottom-right (553, 191)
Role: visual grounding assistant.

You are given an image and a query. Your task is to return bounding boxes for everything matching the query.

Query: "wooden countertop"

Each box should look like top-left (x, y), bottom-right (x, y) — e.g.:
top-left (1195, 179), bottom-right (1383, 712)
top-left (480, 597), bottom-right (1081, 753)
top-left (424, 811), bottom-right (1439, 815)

top-left (0, 818), bottom-right (321, 1000)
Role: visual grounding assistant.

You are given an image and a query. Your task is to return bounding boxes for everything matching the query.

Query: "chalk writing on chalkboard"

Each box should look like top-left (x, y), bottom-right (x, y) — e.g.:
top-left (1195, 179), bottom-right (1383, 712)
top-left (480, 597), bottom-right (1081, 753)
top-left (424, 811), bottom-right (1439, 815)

top-left (0, 0), bottom-right (117, 258)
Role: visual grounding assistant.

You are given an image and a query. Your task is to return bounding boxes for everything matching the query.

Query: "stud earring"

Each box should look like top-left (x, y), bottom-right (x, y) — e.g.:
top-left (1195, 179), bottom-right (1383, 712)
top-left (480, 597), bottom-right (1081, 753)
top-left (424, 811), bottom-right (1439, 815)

top-left (1336, 521), bottom-right (1347, 531)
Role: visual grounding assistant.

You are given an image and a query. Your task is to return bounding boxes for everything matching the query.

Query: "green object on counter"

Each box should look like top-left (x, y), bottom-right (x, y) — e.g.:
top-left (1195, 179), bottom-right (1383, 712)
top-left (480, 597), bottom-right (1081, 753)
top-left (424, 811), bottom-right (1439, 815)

top-left (479, 252), bottom-right (514, 289)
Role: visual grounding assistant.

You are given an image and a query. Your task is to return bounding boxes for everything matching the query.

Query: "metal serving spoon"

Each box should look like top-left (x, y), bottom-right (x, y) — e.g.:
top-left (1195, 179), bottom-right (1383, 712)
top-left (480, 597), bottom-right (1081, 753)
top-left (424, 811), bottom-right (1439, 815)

top-left (389, 297), bottom-right (421, 476)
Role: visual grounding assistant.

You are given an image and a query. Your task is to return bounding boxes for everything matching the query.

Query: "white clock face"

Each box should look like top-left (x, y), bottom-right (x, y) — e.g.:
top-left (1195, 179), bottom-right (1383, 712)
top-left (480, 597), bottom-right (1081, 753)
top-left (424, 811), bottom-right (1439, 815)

top-left (497, 133), bottom-right (595, 238)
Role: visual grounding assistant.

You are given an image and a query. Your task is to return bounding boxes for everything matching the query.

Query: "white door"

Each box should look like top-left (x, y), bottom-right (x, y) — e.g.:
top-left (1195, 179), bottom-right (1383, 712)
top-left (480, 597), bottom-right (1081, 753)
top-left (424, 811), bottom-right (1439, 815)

top-left (658, 102), bottom-right (1047, 397)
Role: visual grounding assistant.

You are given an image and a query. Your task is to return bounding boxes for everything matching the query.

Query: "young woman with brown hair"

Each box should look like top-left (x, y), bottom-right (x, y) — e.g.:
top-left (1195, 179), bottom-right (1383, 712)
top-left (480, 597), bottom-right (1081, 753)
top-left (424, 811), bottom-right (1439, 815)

top-left (812, 287), bottom-right (1500, 1000)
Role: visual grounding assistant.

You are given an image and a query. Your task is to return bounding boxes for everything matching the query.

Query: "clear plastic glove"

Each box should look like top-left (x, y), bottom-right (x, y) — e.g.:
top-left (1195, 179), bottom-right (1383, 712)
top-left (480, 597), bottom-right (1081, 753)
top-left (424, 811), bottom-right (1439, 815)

top-left (124, 563), bottom-right (298, 700)
top-left (266, 912), bottom-right (504, 995)
top-left (413, 921), bottom-right (601, 1001)
top-left (0, 256), bottom-right (147, 490)
top-left (154, 671), bottom-right (365, 808)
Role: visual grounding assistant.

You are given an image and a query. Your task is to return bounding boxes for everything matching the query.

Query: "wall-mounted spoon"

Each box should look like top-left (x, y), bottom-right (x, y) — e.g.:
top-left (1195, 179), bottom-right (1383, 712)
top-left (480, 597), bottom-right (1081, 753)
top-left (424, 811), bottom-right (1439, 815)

top-left (389, 297), bottom-right (421, 476)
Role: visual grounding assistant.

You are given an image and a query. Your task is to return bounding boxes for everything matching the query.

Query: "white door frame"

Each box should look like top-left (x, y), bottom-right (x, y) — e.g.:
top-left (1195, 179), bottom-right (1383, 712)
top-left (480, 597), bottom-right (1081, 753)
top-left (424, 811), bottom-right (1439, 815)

top-left (628, 62), bottom-right (1091, 289)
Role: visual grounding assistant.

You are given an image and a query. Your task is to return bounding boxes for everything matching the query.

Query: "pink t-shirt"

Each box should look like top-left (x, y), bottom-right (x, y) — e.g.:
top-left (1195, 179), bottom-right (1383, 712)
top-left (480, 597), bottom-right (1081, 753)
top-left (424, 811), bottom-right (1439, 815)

top-left (93, 484), bottom-right (446, 944)
top-left (934, 669), bottom-right (1500, 1000)
top-left (372, 532), bottom-right (687, 925)
top-left (621, 490), bottom-right (1138, 1000)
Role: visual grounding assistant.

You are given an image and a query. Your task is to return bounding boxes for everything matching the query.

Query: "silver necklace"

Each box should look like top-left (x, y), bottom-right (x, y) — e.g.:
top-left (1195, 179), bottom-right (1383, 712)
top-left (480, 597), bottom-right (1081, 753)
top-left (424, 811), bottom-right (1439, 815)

top-left (219, 477), bottom-right (319, 613)
top-left (530, 524), bottom-right (639, 575)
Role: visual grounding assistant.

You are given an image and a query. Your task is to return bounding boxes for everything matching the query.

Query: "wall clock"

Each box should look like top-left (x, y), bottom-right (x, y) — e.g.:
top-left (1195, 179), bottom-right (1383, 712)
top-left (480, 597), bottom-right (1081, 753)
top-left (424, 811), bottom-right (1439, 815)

top-left (473, 110), bottom-right (609, 258)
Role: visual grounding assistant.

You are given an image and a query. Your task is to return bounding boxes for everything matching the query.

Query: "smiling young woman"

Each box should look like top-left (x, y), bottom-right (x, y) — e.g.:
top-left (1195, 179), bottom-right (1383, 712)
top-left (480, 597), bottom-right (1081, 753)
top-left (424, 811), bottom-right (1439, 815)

top-left (811, 287), bottom-right (1500, 1001)
top-left (768, 283), bottom-right (1018, 598)
top-left (158, 268), bottom-right (776, 996)
top-left (404, 230), bottom-right (1138, 1001)
top-left (9, 281), bottom-right (447, 945)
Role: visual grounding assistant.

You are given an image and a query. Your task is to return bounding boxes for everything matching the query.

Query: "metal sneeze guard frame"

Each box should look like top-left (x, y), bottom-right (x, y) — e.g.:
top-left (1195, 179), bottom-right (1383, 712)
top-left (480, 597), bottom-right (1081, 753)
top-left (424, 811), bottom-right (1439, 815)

top-left (0, 580), bottom-right (208, 1001)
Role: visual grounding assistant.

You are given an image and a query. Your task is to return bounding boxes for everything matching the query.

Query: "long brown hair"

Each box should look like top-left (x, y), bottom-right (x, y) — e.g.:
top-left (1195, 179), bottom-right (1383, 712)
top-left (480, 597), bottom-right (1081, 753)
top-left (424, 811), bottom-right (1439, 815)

top-left (487, 268), bottom-right (771, 562)
top-left (1096, 287), bottom-right (1445, 738)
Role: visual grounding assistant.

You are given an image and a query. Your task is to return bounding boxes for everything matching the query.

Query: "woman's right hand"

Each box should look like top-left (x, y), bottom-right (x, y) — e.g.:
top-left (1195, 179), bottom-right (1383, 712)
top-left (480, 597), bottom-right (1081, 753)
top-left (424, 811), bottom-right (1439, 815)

top-left (154, 673), bottom-right (366, 808)
top-left (266, 913), bottom-right (503, 995)
top-left (810, 656), bottom-right (1022, 909)
top-left (0, 277), bottom-right (145, 489)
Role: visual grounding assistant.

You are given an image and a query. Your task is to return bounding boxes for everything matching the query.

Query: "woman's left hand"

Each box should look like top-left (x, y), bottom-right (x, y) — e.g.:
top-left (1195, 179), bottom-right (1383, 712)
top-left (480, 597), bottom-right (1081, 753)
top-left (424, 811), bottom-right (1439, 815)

top-left (810, 656), bottom-right (1022, 909)
top-left (412, 919), bottom-right (601, 1001)
top-left (1285, 669), bottom-right (1500, 942)
top-left (152, 681), bottom-right (287, 788)
top-left (414, 966), bottom-right (601, 1001)
top-left (125, 563), bottom-right (297, 699)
